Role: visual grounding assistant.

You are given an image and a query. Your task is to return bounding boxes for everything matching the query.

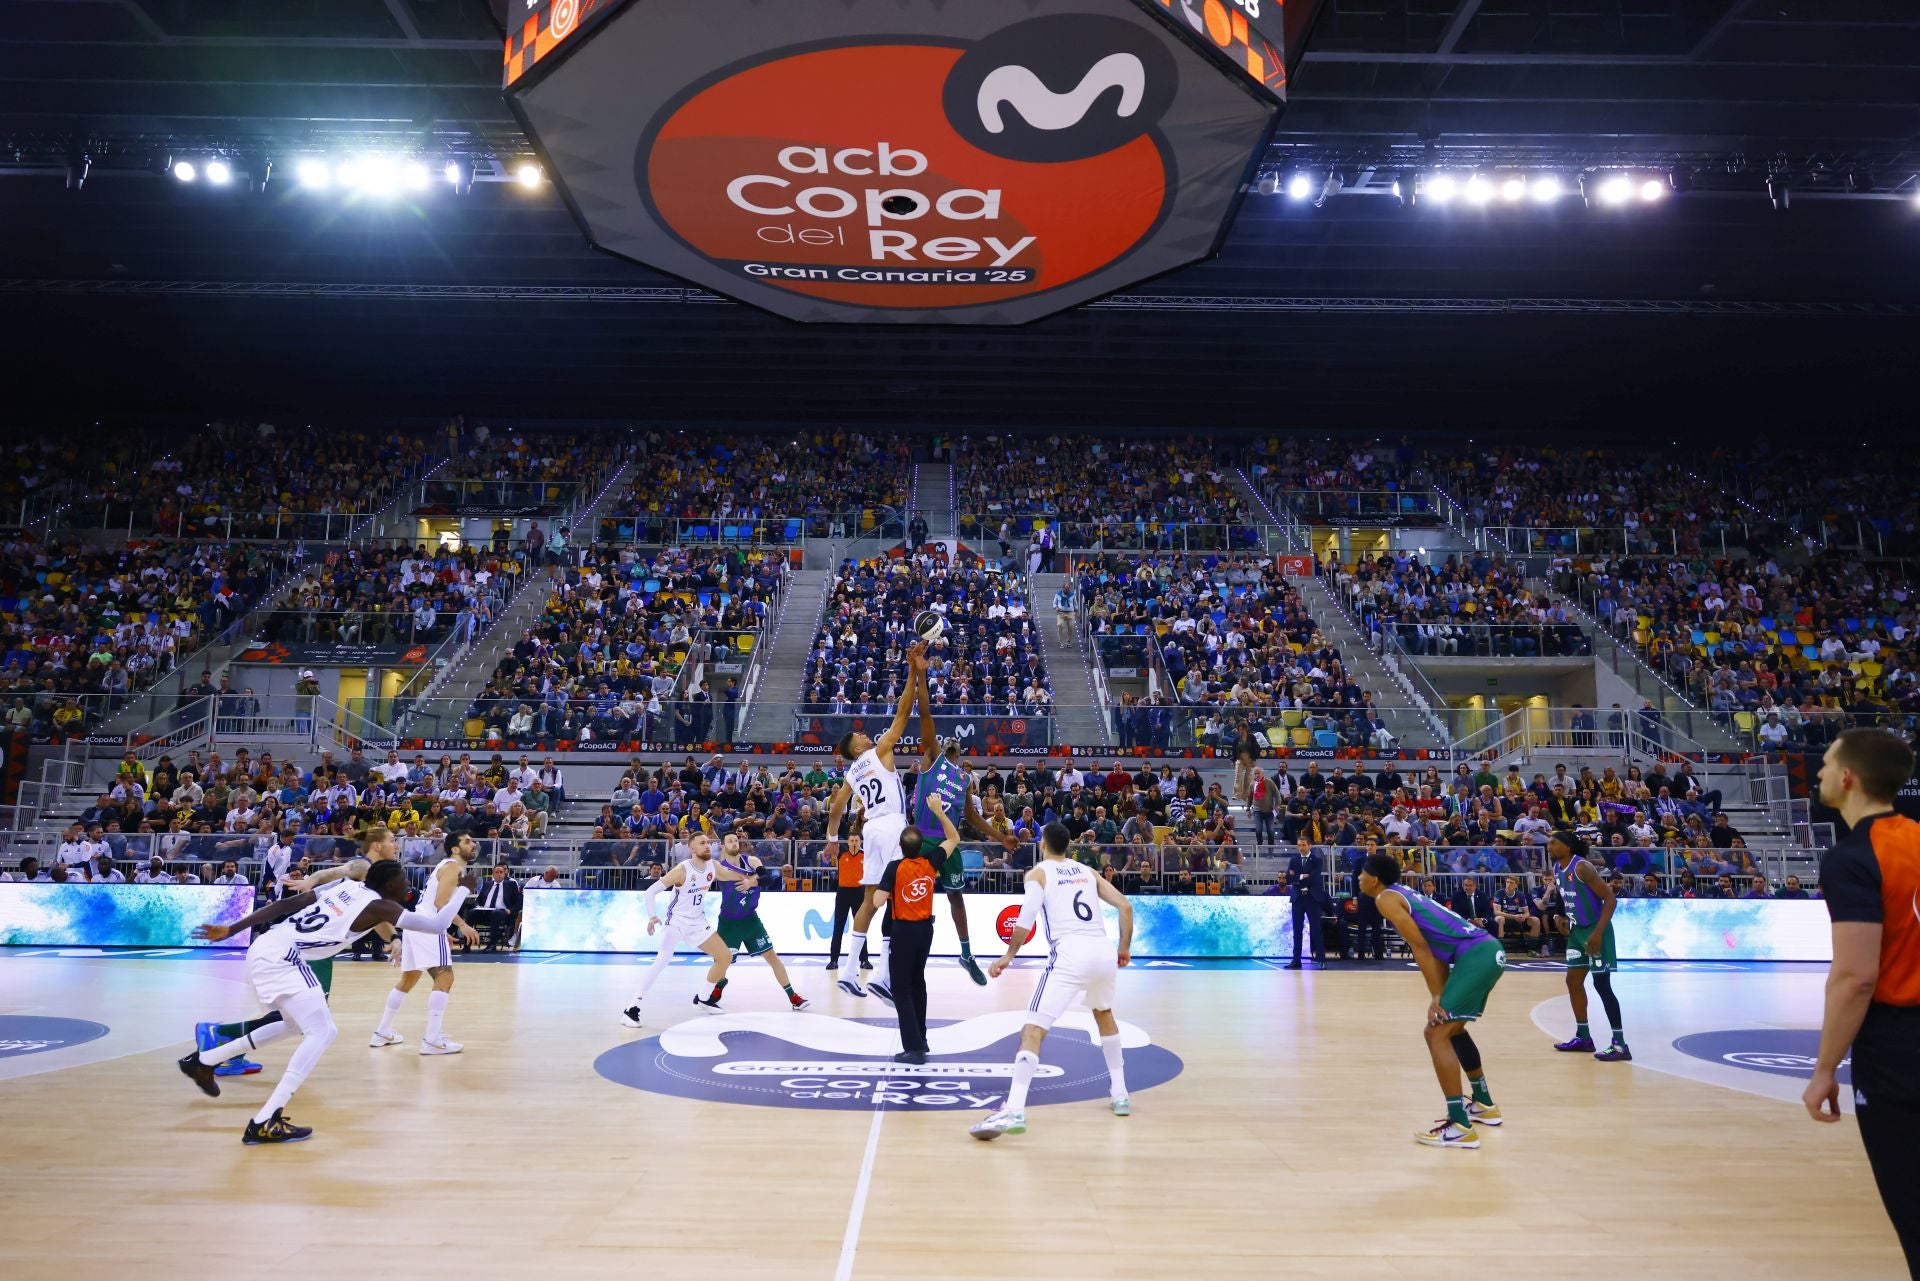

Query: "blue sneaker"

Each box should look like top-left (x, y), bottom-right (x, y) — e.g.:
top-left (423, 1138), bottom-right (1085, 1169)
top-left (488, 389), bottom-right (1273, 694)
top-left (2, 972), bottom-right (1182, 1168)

top-left (215, 1056), bottom-right (262, 1077)
top-left (194, 1022), bottom-right (218, 1054)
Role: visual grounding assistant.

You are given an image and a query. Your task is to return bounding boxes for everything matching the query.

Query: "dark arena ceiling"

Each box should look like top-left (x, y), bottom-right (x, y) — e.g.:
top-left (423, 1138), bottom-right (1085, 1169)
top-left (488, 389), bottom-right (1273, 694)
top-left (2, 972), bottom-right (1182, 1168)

top-left (2, 0), bottom-right (1917, 431)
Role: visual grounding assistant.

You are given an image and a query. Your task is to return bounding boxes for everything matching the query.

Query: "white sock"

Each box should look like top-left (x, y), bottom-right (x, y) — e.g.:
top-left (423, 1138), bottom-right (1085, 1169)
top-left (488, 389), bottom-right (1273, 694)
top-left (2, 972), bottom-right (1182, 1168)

top-left (203, 1020), bottom-right (290, 1065)
top-left (253, 1023), bottom-right (335, 1124)
top-left (1101, 1034), bottom-right (1128, 1099)
top-left (375, 988), bottom-right (405, 1037)
top-left (425, 991), bottom-right (448, 1042)
top-left (840, 933), bottom-right (871, 983)
top-left (870, 932), bottom-right (891, 985)
top-left (1007, 1050), bottom-right (1039, 1113)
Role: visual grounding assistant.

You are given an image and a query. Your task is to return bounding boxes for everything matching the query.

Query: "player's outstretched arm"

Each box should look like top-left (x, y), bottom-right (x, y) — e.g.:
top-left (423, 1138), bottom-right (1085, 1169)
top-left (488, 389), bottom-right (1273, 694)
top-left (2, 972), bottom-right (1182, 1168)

top-left (195, 890), bottom-right (316, 942)
top-left (284, 857), bottom-right (369, 895)
top-left (989, 867), bottom-right (1044, 978)
top-left (917, 658), bottom-right (938, 768)
top-left (876, 641), bottom-right (927, 764)
top-left (823, 781), bottom-right (852, 859)
top-left (1094, 874), bottom-right (1134, 967)
top-left (643, 861), bottom-right (685, 931)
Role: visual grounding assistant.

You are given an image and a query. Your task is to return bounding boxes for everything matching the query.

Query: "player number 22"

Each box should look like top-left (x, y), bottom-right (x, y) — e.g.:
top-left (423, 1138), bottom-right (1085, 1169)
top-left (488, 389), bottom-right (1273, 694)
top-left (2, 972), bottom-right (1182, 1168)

top-left (858, 777), bottom-right (885, 808)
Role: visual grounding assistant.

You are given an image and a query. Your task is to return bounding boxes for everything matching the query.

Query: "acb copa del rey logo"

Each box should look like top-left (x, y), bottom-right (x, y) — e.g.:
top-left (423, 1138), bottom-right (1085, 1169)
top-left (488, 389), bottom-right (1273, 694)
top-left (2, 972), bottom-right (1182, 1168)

top-left (508, 1), bottom-right (1285, 324)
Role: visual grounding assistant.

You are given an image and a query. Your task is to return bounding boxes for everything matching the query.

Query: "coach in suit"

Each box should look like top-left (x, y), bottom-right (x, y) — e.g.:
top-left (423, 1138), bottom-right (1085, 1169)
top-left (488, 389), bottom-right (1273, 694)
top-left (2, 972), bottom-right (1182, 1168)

top-left (1285, 839), bottom-right (1333, 969)
top-left (468, 863), bottom-right (523, 951)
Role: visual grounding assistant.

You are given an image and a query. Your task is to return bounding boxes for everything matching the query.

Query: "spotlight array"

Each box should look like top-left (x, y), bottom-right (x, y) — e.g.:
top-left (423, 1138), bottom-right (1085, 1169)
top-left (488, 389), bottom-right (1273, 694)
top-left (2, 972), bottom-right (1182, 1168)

top-left (168, 153), bottom-right (548, 197)
top-left (1257, 168), bottom-right (1676, 212)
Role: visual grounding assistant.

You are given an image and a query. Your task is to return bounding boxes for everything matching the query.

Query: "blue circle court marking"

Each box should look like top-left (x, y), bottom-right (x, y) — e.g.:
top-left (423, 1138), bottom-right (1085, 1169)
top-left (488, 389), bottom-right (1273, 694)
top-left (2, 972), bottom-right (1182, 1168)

top-left (1671, 1028), bottom-right (1847, 1084)
top-left (0, 1015), bottom-right (110, 1059)
top-left (596, 1015), bottom-right (1183, 1112)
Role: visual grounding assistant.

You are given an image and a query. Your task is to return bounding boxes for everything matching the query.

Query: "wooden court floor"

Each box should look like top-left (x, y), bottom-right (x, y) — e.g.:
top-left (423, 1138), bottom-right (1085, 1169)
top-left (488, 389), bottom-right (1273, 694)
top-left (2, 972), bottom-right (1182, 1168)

top-left (0, 952), bottom-right (1905, 1281)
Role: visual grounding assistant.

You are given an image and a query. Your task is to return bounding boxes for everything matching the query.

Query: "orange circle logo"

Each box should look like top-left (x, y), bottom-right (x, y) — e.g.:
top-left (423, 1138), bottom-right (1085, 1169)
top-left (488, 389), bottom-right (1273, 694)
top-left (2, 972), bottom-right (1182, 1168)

top-left (641, 20), bottom-right (1176, 313)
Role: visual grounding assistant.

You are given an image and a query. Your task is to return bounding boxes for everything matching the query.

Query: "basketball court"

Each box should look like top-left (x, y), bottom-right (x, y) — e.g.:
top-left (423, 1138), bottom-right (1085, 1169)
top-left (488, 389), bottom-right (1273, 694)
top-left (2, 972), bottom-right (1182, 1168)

top-left (0, 950), bottom-right (1903, 1280)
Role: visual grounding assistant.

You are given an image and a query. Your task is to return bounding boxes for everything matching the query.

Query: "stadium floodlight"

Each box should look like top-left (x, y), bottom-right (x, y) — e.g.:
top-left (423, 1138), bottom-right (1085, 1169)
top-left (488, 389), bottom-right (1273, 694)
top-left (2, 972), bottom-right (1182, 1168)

top-left (173, 160), bottom-right (198, 183)
top-left (1285, 171), bottom-right (1315, 201)
top-left (205, 159), bottom-right (232, 186)
top-left (1639, 178), bottom-right (1666, 203)
top-left (1500, 176), bottom-right (1526, 203)
top-left (1464, 173), bottom-right (1493, 205)
top-left (360, 155), bottom-right (398, 197)
top-left (403, 160), bottom-right (430, 192)
top-left (517, 163), bottom-right (543, 189)
top-left (1531, 174), bottom-right (1564, 203)
top-left (445, 160), bottom-right (463, 187)
top-left (1768, 175), bottom-right (1791, 211)
top-left (297, 158), bottom-right (331, 189)
top-left (336, 159), bottom-right (362, 188)
top-left (1424, 173), bottom-right (1458, 204)
top-left (1598, 174), bottom-right (1633, 206)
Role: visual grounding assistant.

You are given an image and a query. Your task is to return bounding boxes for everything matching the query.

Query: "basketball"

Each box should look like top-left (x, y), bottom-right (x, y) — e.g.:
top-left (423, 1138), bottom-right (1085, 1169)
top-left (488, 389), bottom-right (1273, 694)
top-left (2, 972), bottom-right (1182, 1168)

top-left (914, 610), bottom-right (946, 644)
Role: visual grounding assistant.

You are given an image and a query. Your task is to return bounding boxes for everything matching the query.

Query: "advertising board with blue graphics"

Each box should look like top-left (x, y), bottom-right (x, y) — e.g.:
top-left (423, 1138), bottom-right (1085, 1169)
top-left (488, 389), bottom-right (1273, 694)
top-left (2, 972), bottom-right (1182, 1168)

top-left (527, 890), bottom-right (1837, 961)
top-left (595, 1010), bottom-right (1182, 1111)
top-left (0, 884), bottom-right (254, 948)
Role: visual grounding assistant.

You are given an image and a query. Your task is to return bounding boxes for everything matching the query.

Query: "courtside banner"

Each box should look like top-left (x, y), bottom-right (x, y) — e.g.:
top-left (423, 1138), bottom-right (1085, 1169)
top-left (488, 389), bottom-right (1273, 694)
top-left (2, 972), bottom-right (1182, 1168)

top-left (508, 0), bottom-right (1285, 324)
top-left (521, 891), bottom-right (1836, 961)
top-left (0, 884), bottom-right (254, 948)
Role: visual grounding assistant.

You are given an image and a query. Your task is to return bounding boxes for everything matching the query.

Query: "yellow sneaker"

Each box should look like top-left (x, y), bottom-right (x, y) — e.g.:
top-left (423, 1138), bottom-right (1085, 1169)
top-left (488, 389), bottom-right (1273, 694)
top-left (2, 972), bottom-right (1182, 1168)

top-left (1466, 1099), bottom-right (1503, 1126)
top-left (1416, 1119), bottom-right (1479, 1149)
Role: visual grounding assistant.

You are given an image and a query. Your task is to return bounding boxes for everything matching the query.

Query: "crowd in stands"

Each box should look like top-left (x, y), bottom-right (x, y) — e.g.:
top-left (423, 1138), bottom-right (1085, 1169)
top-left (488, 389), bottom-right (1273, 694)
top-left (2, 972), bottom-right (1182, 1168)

top-left (799, 555), bottom-right (1052, 718)
top-left (0, 538), bottom-right (295, 734)
top-left (1558, 548), bottom-right (1918, 748)
top-left (464, 544), bottom-right (784, 744)
top-left (597, 429), bottom-right (911, 542)
top-left (1076, 551), bottom-right (1394, 751)
top-left (64, 425), bottom-right (430, 538)
top-left (954, 434), bottom-right (1256, 550)
top-left (259, 542), bottom-right (528, 649)
top-left (1335, 549), bottom-right (1590, 657)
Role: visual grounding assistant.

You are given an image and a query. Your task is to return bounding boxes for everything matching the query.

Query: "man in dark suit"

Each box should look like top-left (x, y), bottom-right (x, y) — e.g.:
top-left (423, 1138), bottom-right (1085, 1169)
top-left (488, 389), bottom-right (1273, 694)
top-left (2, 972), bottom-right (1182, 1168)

top-left (1285, 838), bottom-right (1333, 969)
top-left (1450, 875), bottom-right (1496, 933)
top-left (468, 862), bottom-right (523, 951)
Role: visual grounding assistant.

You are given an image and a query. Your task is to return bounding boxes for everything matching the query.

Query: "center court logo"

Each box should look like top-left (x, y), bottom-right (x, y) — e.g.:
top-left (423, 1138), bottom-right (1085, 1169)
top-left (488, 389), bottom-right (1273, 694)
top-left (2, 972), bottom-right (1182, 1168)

top-left (0, 1015), bottom-right (110, 1059)
top-left (1671, 1028), bottom-right (1851, 1083)
top-left (595, 1010), bottom-right (1182, 1111)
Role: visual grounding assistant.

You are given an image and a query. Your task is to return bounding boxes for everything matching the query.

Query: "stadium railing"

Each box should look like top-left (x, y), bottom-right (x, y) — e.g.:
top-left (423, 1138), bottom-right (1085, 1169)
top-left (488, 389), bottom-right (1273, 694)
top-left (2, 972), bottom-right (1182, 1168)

top-left (1261, 488), bottom-right (1441, 524)
top-left (955, 514), bottom-right (1289, 555)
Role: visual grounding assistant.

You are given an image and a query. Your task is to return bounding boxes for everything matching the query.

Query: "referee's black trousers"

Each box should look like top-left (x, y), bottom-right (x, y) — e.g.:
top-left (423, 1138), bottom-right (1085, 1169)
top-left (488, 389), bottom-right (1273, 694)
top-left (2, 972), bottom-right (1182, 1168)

top-left (1858, 1091), bottom-right (1920, 1278)
top-left (827, 885), bottom-right (867, 968)
top-left (890, 919), bottom-right (935, 1054)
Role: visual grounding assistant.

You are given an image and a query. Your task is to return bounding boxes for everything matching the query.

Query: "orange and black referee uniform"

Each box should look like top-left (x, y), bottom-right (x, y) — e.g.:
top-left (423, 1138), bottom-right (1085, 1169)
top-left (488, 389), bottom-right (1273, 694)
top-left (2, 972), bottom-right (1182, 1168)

top-left (826, 846), bottom-right (868, 971)
top-left (1821, 810), bottom-right (1920, 1271)
top-left (879, 846), bottom-right (939, 1056)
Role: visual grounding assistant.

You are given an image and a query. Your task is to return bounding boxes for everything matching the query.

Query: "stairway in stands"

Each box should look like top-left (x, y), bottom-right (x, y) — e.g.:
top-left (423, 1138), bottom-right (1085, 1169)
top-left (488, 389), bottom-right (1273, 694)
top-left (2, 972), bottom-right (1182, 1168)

top-left (737, 568), bottom-right (831, 743)
top-left (1029, 572), bottom-right (1110, 750)
top-left (913, 460), bottom-right (954, 539)
top-left (1295, 574), bottom-right (1446, 751)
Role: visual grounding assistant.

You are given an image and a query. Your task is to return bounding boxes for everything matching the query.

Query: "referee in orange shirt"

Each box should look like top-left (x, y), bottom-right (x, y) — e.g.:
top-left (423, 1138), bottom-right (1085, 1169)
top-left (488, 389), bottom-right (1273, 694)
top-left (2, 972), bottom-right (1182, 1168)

top-left (875, 793), bottom-right (963, 1066)
top-left (1806, 727), bottom-right (1920, 1277)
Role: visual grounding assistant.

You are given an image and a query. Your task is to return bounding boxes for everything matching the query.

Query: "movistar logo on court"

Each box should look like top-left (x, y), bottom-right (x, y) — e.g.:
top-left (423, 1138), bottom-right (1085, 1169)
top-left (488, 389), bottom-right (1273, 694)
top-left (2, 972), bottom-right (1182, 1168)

top-left (1672, 1028), bottom-right (1851, 1083)
top-left (594, 1011), bottom-right (1182, 1111)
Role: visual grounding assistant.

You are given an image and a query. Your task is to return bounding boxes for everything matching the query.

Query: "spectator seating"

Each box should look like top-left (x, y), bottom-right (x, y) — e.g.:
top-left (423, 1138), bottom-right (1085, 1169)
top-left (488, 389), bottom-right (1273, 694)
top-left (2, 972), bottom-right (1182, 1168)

top-left (1336, 550), bottom-right (1590, 658)
top-left (801, 556), bottom-right (1051, 717)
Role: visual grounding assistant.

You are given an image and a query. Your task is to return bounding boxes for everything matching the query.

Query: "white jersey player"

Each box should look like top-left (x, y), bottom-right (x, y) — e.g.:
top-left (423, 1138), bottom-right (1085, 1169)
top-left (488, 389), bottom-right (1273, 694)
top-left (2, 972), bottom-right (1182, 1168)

top-left (619, 831), bottom-right (734, 1027)
top-left (370, 832), bottom-right (481, 1054)
top-left (180, 859), bottom-right (472, 1145)
top-left (825, 640), bottom-right (928, 1002)
top-left (971, 820), bottom-right (1136, 1141)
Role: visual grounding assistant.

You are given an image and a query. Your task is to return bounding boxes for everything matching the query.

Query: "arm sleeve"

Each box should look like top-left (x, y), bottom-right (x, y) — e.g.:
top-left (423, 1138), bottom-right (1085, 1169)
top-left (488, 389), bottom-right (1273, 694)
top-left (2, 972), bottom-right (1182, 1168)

top-left (1014, 876), bottom-right (1043, 935)
top-left (395, 886), bottom-right (471, 933)
top-left (1820, 829), bottom-right (1884, 924)
top-left (644, 880), bottom-right (664, 920)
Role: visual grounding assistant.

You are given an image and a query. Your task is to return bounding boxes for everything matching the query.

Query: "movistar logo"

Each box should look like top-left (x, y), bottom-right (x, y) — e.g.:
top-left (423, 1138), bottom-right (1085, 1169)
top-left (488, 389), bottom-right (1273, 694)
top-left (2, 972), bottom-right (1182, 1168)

top-left (803, 909), bottom-right (833, 940)
top-left (976, 54), bottom-right (1145, 134)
